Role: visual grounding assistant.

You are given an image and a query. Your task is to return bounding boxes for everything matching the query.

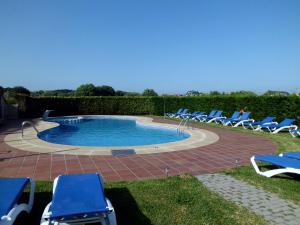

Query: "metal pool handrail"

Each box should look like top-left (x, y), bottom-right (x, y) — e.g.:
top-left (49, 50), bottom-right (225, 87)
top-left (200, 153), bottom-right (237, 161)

top-left (21, 121), bottom-right (39, 138)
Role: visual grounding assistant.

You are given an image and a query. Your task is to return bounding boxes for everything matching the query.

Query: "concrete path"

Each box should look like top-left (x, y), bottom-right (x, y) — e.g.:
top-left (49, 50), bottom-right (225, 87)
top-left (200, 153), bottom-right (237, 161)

top-left (197, 173), bottom-right (300, 225)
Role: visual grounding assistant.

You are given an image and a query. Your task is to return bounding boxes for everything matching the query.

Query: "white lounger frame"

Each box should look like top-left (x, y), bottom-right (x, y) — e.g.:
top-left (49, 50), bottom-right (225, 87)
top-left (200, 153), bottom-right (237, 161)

top-left (0, 178), bottom-right (35, 225)
top-left (289, 129), bottom-right (300, 138)
top-left (250, 156), bottom-right (300, 178)
top-left (206, 116), bottom-right (226, 123)
top-left (40, 176), bottom-right (117, 225)
top-left (255, 122), bottom-right (298, 134)
top-left (223, 119), bottom-right (254, 127)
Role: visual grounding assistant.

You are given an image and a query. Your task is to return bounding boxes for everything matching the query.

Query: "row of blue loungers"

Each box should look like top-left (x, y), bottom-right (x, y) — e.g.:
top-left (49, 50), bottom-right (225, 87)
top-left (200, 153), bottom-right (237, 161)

top-left (0, 173), bottom-right (117, 225)
top-left (166, 108), bottom-right (298, 135)
top-left (167, 109), bottom-right (300, 179)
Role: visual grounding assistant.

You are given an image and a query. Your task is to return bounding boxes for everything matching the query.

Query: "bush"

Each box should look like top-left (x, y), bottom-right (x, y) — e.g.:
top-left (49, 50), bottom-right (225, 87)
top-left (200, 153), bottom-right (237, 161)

top-left (17, 95), bottom-right (300, 125)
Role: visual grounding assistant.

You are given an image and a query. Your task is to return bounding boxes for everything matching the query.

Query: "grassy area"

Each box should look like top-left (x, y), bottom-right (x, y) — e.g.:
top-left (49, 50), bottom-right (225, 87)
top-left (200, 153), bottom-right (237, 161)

top-left (16, 175), bottom-right (268, 225)
top-left (223, 129), bottom-right (300, 205)
top-left (163, 116), bottom-right (300, 206)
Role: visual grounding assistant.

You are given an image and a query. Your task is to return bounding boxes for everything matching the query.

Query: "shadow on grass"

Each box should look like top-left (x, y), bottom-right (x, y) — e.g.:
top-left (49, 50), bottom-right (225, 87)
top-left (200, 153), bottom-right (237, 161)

top-left (260, 165), bottom-right (300, 181)
top-left (14, 188), bottom-right (151, 225)
top-left (14, 192), bottom-right (52, 225)
top-left (106, 187), bottom-right (152, 225)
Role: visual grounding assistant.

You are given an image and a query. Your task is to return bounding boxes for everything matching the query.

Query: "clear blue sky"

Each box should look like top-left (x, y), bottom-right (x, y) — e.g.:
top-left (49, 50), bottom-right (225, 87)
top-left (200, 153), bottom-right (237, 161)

top-left (1, 0), bottom-right (299, 94)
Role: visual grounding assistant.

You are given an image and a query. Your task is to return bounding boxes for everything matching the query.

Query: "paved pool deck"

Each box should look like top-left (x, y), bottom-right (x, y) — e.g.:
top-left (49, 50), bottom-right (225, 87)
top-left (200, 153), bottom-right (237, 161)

top-left (0, 117), bottom-right (276, 182)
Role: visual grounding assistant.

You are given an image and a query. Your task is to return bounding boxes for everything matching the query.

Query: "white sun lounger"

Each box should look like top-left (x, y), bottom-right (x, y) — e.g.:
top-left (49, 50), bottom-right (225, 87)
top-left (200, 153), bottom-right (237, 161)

top-left (0, 177), bottom-right (35, 225)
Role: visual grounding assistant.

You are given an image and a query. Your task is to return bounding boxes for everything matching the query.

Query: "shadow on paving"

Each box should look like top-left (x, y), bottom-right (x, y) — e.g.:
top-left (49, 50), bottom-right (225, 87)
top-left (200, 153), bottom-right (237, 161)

top-left (13, 188), bottom-right (152, 225)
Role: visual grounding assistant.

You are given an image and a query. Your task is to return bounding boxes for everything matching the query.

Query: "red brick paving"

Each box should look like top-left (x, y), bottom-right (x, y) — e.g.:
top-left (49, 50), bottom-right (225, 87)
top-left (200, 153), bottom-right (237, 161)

top-left (0, 118), bottom-right (276, 182)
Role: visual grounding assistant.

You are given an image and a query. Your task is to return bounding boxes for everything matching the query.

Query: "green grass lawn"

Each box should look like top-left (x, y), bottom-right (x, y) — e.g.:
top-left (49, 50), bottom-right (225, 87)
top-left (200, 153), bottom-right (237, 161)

top-left (223, 130), bottom-right (300, 206)
top-left (18, 175), bottom-right (268, 225)
top-left (164, 117), bottom-right (300, 206)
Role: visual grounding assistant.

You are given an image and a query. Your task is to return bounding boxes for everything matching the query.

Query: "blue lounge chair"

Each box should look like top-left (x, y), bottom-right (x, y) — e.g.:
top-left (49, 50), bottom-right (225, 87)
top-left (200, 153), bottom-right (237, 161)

top-left (205, 110), bottom-right (225, 123)
top-left (182, 111), bottom-right (204, 119)
top-left (218, 111), bottom-right (240, 124)
top-left (289, 129), bottom-right (300, 137)
top-left (279, 152), bottom-right (300, 160)
top-left (40, 173), bottom-right (116, 225)
top-left (242, 116), bottom-right (276, 130)
top-left (165, 108), bottom-right (183, 118)
top-left (223, 112), bottom-right (253, 127)
top-left (175, 108), bottom-right (188, 118)
top-left (0, 177), bottom-right (35, 225)
top-left (251, 155), bottom-right (300, 177)
top-left (257, 118), bottom-right (298, 134)
top-left (195, 110), bottom-right (216, 122)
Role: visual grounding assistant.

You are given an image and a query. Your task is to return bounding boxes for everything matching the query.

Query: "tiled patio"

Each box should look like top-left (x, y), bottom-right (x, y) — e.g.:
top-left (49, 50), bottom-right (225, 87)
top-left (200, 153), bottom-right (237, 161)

top-left (0, 118), bottom-right (276, 182)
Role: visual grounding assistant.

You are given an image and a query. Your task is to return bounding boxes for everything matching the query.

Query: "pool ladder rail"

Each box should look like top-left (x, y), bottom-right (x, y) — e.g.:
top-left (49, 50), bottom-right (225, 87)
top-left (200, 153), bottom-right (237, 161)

top-left (21, 121), bottom-right (39, 138)
top-left (177, 117), bottom-right (191, 134)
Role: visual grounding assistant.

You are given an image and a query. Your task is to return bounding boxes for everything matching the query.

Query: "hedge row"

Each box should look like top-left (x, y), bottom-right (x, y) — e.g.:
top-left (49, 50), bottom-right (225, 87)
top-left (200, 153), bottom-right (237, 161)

top-left (17, 95), bottom-right (300, 124)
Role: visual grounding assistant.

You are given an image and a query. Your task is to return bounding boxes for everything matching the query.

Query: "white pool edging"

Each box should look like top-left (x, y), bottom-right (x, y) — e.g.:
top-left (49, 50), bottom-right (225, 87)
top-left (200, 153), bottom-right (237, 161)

top-left (4, 115), bottom-right (219, 155)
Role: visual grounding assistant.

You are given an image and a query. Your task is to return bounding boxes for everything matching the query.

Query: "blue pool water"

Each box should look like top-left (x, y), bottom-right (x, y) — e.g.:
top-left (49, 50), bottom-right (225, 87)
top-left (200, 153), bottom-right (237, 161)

top-left (38, 117), bottom-right (190, 147)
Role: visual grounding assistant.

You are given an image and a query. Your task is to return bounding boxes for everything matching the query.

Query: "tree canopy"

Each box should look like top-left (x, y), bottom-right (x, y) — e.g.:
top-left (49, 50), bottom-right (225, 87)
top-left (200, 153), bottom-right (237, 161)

top-left (142, 89), bottom-right (158, 96)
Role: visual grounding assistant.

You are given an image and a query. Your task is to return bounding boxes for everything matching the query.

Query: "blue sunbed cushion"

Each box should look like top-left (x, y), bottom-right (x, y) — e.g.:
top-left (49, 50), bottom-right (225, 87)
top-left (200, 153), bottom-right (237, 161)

top-left (281, 152), bottom-right (300, 160)
top-left (0, 178), bottom-right (29, 218)
top-left (50, 173), bottom-right (109, 220)
top-left (255, 155), bottom-right (300, 169)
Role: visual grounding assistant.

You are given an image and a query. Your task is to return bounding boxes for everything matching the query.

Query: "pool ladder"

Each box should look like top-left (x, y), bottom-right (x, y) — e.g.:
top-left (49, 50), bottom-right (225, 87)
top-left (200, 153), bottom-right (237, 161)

top-left (177, 117), bottom-right (190, 134)
top-left (21, 121), bottom-right (39, 138)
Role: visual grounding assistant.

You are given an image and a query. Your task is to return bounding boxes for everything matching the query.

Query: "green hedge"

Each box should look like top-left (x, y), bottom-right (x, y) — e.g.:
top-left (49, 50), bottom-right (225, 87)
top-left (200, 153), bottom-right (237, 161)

top-left (17, 95), bottom-right (300, 124)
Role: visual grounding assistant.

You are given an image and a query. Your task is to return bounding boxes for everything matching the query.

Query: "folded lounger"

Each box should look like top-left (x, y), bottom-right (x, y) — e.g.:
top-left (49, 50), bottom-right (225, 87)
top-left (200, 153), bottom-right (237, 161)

top-left (217, 111), bottom-right (240, 124)
top-left (279, 152), bottom-right (300, 160)
top-left (257, 118), bottom-right (298, 134)
top-left (182, 111), bottom-right (204, 119)
top-left (40, 173), bottom-right (116, 225)
top-left (223, 112), bottom-right (253, 127)
top-left (165, 108), bottom-right (183, 118)
top-left (0, 177), bottom-right (35, 225)
top-left (205, 111), bottom-right (225, 123)
top-left (241, 116), bottom-right (276, 130)
top-left (174, 108), bottom-right (188, 118)
top-left (195, 110), bottom-right (217, 122)
top-left (251, 155), bottom-right (300, 177)
top-left (289, 129), bottom-right (300, 138)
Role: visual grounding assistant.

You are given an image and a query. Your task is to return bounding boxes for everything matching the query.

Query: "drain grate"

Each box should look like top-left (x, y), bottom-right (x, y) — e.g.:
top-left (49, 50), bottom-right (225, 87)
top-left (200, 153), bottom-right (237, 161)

top-left (111, 149), bottom-right (136, 156)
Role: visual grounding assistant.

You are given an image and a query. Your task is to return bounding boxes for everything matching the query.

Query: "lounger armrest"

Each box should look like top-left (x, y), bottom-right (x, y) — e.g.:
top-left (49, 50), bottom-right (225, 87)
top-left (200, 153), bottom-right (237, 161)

top-left (266, 122), bottom-right (278, 125)
top-left (290, 125), bottom-right (298, 130)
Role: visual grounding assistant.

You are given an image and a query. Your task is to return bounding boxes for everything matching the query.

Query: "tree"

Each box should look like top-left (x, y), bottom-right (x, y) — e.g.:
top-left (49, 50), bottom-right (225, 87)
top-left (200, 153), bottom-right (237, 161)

top-left (142, 89), bottom-right (158, 96)
top-left (76, 84), bottom-right (96, 96)
top-left (11, 86), bottom-right (30, 96)
top-left (229, 91), bottom-right (257, 96)
top-left (95, 85), bottom-right (115, 96)
top-left (115, 90), bottom-right (125, 96)
top-left (0, 86), bottom-right (3, 96)
top-left (209, 91), bottom-right (222, 95)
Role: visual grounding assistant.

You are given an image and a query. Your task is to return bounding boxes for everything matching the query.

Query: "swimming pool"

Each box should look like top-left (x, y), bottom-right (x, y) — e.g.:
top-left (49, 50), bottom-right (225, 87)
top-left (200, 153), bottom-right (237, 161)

top-left (38, 116), bottom-right (190, 147)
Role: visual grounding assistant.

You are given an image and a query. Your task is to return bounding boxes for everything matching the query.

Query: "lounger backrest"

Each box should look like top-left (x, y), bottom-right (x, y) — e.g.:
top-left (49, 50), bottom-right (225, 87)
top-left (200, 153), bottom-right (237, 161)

top-left (213, 110), bottom-right (223, 117)
top-left (208, 110), bottom-right (217, 117)
top-left (240, 112), bottom-right (251, 120)
top-left (177, 108), bottom-right (183, 114)
top-left (190, 111), bottom-right (198, 116)
top-left (261, 116), bottom-right (276, 124)
top-left (181, 109), bottom-right (188, 114)
top-left (195, 112), bottom-right (204, 116)
top-left (0, 178), bottom-right (30, 218)
top-left (278, 118), bottom-right (295, 127)
top-left (230, 111), bottom-right (240, 119)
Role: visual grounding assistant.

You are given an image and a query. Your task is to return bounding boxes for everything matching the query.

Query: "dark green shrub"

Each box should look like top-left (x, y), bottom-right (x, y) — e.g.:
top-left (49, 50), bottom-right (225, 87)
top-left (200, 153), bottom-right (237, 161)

top-left (17, 95), bottom-right (300, 125)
